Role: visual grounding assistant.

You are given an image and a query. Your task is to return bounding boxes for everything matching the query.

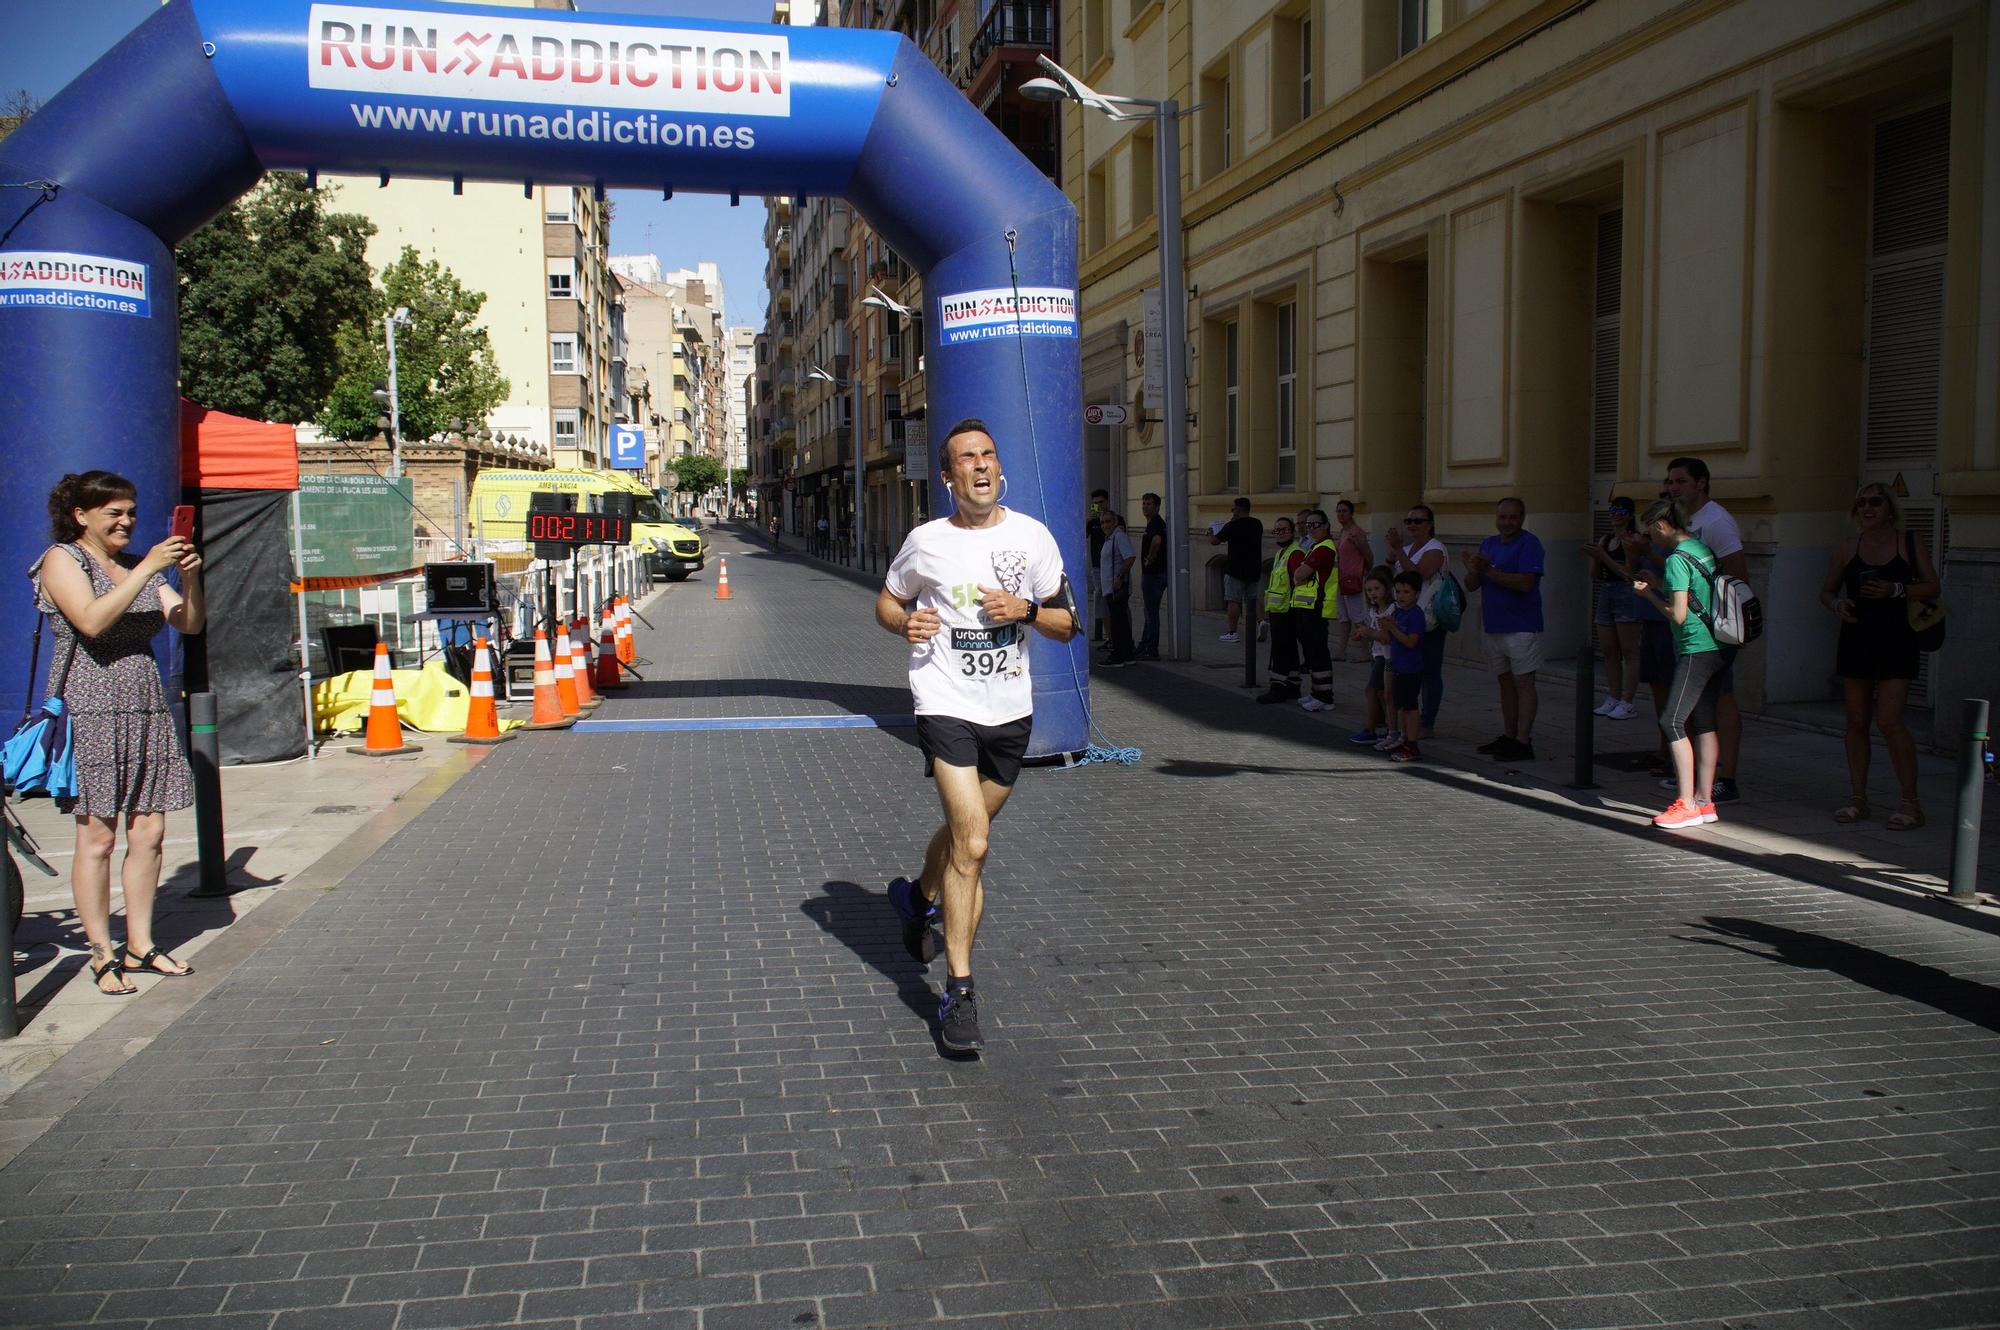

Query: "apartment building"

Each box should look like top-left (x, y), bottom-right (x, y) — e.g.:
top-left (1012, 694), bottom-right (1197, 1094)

top-left (727, 326), bottom-right (757, 487)
top-left (793, 193), bottom-right (854, 539)
top-left (813, 0), bottom-right (1062, 554)
top-left (755, 195), bottom-right (799, 527)
top-left (1063, 0), bottom-right (1998, 745)
top-left (543, 186), bottom-right (619, 469)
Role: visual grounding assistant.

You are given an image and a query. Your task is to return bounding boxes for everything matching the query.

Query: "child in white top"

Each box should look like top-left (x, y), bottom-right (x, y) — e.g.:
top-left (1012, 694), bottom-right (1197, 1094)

top-left (1347, 567), bottom-right (1397, 748)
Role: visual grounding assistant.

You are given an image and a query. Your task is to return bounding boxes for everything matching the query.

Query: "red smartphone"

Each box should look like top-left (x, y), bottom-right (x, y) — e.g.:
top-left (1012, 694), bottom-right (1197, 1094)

top-left (170, 505), bottom-right (195, 541)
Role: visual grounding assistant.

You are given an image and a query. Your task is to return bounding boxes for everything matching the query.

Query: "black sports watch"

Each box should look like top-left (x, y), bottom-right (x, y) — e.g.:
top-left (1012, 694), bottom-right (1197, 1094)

top-left (1022, 598), bottom-right (1040, 624)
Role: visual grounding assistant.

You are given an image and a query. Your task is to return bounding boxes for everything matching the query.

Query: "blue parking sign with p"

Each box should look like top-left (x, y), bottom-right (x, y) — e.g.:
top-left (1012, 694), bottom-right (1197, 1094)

top-left (610, 425), bottom-right (645, 471)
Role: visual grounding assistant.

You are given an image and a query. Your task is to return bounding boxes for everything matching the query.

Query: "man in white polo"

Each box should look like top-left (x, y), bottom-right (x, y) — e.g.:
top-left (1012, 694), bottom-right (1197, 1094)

top-left (875, 418), bottom-right (1078, 1053)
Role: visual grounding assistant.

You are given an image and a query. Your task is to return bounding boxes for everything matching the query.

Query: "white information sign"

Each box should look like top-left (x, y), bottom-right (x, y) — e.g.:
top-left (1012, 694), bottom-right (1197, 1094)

top-left (1140, 287), bottom-right (1164, 411)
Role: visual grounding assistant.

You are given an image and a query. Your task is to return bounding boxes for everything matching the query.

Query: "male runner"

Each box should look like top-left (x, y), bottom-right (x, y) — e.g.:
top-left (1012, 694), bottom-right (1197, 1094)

top-left (875, 418), bottom-right (1078, 1052)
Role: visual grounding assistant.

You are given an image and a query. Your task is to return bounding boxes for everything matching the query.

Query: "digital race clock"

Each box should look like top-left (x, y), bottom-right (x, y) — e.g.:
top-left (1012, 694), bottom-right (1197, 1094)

top-left (525, 511), bottom-right (631, 546)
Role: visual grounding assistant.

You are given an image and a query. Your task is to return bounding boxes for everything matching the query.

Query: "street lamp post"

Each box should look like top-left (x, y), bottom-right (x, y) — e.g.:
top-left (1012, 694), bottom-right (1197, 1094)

top-left (375, 305), bottom-right (413, 478)
top-left (1022, 59), bottom-right (1192, 661)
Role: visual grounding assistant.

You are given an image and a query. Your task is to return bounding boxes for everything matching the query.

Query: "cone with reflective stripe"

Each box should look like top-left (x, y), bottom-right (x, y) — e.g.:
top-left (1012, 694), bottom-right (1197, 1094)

top-left (615, 596), bottom-right (635, 665)
top-left (348, 641), bottom-right (422, 756)
top-left (715, 556), bottom-right (732, 600)
top-left (523, 628), bottom-right (576, 729)
top-left (568, 620), bottom-right (599, 709)
top-left (448, 638), bottom-right (513, 745)
top-left (552, 627), bottom-right (581, 716)
top-left (594, 608), bottom-right (628, 690)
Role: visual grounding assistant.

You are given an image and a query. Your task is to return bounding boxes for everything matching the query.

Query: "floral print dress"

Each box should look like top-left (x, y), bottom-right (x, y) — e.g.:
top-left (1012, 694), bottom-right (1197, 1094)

top-left (33, 543), bottom-right (193, 818)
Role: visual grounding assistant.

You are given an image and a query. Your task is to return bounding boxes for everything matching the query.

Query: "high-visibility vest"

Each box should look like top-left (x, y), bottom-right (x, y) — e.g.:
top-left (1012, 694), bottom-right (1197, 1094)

top-left (1289, 539), bottom-right (1336, 611)
top-left (1264, 541), bottom-right (1299, 613)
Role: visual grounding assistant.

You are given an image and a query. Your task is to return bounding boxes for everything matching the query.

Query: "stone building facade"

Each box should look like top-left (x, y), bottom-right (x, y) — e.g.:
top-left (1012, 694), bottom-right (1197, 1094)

top-left (1064, 0), bottom-right (1998, 744)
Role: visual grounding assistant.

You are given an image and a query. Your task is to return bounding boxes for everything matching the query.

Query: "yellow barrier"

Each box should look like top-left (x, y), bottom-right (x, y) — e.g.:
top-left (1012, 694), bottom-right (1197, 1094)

top-left (313, 660), bottom-right (524, 736)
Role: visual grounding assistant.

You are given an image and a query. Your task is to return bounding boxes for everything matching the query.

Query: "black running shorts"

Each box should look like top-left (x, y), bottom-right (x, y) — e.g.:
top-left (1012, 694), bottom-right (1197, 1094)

top-left (917, 714), bottom-right (1034, 787)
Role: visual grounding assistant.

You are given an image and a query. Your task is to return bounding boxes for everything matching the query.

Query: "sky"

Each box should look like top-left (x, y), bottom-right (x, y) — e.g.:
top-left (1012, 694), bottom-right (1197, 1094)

top-left (0, 0), bottom-right (786, 329)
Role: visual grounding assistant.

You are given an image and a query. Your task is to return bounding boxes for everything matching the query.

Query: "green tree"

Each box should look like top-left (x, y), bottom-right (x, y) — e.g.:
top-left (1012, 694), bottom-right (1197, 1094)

top-left (320, 245), bottom-right (510, 442)
top-left (670, 453), bottom-right (724, 496)
top-left (729, 467), bottom-right (749, 495)
top-left (176, 174), bottom-right (377, 423)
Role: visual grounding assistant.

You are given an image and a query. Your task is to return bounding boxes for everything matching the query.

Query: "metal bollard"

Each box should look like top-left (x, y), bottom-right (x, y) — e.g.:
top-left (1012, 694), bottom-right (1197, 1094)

top-left (1948, 698), bottom-right (1990, 905)
top-left (188, 691), bottom-right (229, 897)
top-left (1568, 645), bottom-right (1598, 790)
top-left (0, 845), bottom-right (17, 1039)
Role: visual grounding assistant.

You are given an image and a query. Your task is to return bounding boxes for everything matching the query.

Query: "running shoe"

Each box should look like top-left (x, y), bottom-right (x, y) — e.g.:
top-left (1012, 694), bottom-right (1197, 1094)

top-left (938, 983), bottom-right (984, 1053)
top-left (1711, 778), bottom-right (1741, 803)
top-left (1698, 801), bottom-right (1719, 824)
top-left (1593, 696), bottom-right (1618, 716)
top-left (1256, 621), bottom-right (1269, 642)
top-left (1298, 697), bottom-right (1327, 712)
top-left (1476, 735), bottom-right (1511, 755)
top-left (1373, 732), bottom-right (1405, 752)
top-left (1652, 799), bottom-right (1705, 829)
top-left (1606, 700), bottom-right (1638, 720)
top-left (888, 877), bottom-right (939, 964)
top-left (1347, 728), bottom-right (1378, 746)
top-left (1219, 632), bottom-right (1240, 643)
top-left (1389, 744), bottom-right (1422, 763)
top-left (1255, 685), bottom-right (1297, 705)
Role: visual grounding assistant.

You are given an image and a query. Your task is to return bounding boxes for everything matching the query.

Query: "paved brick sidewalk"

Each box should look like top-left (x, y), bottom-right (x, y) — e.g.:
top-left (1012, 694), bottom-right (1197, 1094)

top-left (1, 526), bottom-right (1996, 1329)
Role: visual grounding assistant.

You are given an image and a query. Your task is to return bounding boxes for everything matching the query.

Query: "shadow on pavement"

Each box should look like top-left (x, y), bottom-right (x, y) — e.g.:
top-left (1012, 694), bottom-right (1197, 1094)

top-left (155, 845), bottom-right (284, 899)
top-left (799, 879), bottom-right (968, 1059)
top-left (1393, 764), bottom-right (2000, 938)
top-left (1686, 915), bottom-right (2000, 1035)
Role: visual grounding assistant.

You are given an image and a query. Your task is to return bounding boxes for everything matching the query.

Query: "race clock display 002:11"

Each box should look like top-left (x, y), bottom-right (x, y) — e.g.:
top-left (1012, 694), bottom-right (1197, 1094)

top-left (526, 511), bottom-right (632, 546)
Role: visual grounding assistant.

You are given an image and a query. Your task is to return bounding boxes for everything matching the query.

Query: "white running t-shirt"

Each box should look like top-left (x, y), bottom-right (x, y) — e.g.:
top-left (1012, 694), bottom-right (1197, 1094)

top-left (884, 509), bottom-right (1066, 725)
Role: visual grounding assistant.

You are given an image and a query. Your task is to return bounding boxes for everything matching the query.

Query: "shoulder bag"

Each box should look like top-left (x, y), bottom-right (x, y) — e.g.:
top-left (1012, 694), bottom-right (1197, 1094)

top-left (2, 593), bottom-right (78, 800)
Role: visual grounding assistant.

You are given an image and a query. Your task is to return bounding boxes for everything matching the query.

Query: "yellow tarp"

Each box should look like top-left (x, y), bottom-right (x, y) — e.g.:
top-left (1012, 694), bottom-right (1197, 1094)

top-left (313, 660), bottom-right (524, 736)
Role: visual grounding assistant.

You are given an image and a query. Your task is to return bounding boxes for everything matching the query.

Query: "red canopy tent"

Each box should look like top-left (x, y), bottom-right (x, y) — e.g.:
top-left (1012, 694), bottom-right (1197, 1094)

top-left (179, 398), bottom-right (299, 491)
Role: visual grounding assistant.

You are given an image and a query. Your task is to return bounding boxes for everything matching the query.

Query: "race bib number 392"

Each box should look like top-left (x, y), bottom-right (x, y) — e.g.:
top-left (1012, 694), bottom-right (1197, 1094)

top-left (949, 624), bottom-right (1021, 679)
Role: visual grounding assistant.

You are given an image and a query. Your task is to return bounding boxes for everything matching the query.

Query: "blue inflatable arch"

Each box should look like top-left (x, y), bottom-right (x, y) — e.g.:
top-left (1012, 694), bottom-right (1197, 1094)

top-left (0, 0), bottom-right (1088, 753)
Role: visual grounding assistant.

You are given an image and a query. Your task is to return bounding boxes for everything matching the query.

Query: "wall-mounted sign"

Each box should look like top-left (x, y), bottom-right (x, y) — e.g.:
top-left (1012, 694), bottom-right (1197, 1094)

top-left (1082, 403), bottom-right (1128, 427)
top-left (902, 417), bottom-right (928, 477)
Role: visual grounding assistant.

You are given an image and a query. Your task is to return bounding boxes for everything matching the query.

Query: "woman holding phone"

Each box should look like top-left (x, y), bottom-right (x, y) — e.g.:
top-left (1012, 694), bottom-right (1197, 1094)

top-left (33, 472), bottom-right (203, 995)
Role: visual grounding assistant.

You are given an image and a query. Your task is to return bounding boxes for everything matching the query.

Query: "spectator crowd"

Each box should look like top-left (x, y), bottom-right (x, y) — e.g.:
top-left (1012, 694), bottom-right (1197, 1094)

top-left (1086, 459), bottom-right (1943, 833)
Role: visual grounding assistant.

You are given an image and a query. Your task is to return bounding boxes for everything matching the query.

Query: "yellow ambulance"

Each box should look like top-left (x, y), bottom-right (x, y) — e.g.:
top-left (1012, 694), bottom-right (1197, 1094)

top-left (469, 469), bottom-right (707, 579)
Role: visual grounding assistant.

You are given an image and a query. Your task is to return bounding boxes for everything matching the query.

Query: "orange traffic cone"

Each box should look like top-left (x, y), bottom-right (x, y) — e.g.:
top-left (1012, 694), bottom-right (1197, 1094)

top-left (569, 621), bottom-right (598, 708)
top-left (523, 628), bottom-right (576, 729)
top-left (448, 638), bottom-right (513, 745)
top-left (595, 609), bottom-right (627, 691)
top-left (615, 596), bottom-right (635, 665)
top-left (349, 641), bottom-right (422, 756)
top-left (715, 556), bottom-right (732, 600)
top-left (553, 629), bottom-right (581, 716)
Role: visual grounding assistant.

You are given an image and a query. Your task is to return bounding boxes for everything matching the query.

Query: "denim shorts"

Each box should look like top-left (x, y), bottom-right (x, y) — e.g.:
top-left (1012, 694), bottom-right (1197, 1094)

top-left (1367, 657), bottom-right (1386, 692)
top-left (1593, 582), bottom-right (1639, 625)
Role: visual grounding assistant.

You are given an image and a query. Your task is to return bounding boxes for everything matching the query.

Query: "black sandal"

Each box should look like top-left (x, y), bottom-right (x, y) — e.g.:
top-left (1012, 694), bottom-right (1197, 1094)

top-left (91, 956), bottom-right (136, 996)
top-left (122, 947), bottom-right (193, 978)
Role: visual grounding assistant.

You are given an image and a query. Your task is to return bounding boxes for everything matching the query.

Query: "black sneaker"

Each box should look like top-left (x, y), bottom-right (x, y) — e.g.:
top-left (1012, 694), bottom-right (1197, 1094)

top-left (1256, 686), bottom-right (1298, 705)
top-left (1493, 737), bottom-right (1535, 762)
top-left (1476, 735), bottom-right (1511, 755)
top-left (938, 983), bottom-right (984, 1052)
top-left (1711, 777), bottom-right (1740, 803)
top-left (888, 877), bottom-right (939, 964)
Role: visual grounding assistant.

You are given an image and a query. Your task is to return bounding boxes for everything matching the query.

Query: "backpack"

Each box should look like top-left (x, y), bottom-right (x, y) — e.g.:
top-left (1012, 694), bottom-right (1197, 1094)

top-left (1673, 550), bottom-right (1762, 647)
top-left (1420, 571), bottom-right (1465, 633)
